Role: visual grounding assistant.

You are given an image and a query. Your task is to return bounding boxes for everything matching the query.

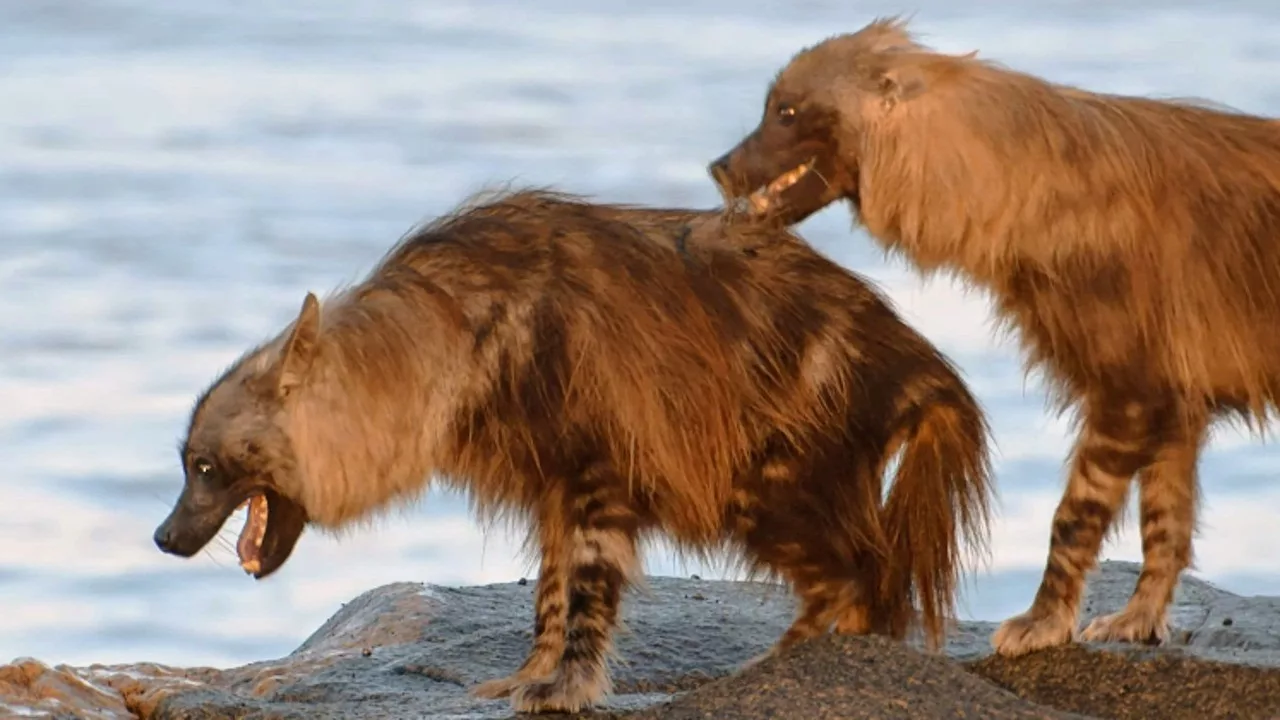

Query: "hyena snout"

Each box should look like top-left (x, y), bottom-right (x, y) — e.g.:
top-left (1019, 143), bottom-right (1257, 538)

top-left (153, 517), bottom-right (195, 557)
top-left (153, 503), bottom-right (223, 558)
top-left (706, 137), bottom-right (774, 202)
top-left (708, 151), bottom-right (733, 190)
top-left (707, 145), bottom-right (754, 200)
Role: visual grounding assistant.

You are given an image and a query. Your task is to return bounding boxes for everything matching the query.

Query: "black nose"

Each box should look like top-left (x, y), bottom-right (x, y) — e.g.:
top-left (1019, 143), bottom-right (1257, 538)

top-left (154, 523), bottom-right (174, 552)
top-left (708, 153), bottom-right (731, 186)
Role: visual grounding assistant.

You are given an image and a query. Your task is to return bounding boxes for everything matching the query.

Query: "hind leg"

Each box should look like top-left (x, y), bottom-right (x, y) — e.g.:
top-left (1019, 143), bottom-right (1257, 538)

top-left (833, 564), bottom-right (916, 641)
top-left (992, 400), bottom-right (1160, 657)
top-left (832, 584), bottom-right (874, 635)
top-left (1082, 414), bottom-right (1206, 644)
top-left (730, 495), bottom-right (844, 666)
top-left (471, 489), bottom-right (571, 699)
top-left (730, 482), bottom-right (882, 664)
top-left (738, 549), bottom-right (888, 673)
top-left (736, 564), bottom-right (853, 670)
top-left (510, 466), bottom-right (640, 714)
top-left (777, 573), bottom-right (852, 649)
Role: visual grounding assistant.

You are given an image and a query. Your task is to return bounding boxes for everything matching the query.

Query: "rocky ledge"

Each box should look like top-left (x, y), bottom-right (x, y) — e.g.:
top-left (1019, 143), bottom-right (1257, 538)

top-left (4, 561), bottom-right (1280, 720)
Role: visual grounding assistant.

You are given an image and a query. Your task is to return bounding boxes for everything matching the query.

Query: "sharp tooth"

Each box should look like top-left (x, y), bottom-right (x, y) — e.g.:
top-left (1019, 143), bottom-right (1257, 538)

top-left (237, 494), bottom-right (270, 575)
top-left (744, 160), bottom-right (817, 215)
top-left (249, 495), bottom-right (268, 546)
top-left (768, 162), bottom-right (811, 194)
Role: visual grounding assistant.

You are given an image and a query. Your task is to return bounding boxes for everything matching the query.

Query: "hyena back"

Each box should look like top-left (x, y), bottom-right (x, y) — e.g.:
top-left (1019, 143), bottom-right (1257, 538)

top-left (155, 189), bottom-right (995, 714)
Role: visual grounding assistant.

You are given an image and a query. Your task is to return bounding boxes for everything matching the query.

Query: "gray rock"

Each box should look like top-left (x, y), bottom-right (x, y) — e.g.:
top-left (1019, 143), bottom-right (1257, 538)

top-left (1078, 560), bottom-right (1280, 665)
top-left (1, 561), bottom-right (1278, 719)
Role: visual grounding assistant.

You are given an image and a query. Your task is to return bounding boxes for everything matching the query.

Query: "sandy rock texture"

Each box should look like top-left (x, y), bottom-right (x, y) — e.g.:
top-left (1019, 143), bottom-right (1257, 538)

top-left (3, 561), bottom-right (1279, 719)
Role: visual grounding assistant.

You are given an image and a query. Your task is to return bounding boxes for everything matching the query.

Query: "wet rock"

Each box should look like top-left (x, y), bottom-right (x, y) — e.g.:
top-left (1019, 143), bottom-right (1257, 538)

top-left (1, 561), bottom-right (1278, 719)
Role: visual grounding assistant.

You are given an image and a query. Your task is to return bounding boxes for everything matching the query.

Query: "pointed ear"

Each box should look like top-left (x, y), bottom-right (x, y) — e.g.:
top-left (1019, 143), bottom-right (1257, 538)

top-left (877, 63), bottom-right (928, 104)
top-left (277, 292), bottom-right (321, 399)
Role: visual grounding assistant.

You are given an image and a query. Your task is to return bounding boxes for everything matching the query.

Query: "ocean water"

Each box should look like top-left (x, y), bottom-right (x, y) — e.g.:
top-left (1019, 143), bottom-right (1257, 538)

top-left (3, 0), bottom-right (1280, 670)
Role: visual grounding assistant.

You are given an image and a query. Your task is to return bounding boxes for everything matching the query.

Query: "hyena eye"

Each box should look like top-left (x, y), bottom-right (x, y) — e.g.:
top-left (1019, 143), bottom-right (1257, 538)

top-left (192, 458), bottom-right (215, 481)
top-left (777, 104), bottom-right (798, 126)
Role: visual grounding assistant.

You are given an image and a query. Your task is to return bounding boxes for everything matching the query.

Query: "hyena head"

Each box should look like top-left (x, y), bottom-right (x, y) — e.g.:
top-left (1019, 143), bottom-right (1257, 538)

top-left (153, 293), bottom-right (321, 580)
top-left (707, 16), bottom-right (924, 225)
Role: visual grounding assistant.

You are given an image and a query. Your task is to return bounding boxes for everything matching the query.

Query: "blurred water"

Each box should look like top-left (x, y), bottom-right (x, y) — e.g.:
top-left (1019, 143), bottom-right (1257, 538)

top-left (3, 0), bottom-right (1280, 670)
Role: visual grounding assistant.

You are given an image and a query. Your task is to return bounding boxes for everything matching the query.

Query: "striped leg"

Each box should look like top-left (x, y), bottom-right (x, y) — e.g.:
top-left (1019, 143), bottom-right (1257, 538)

top-left (992, 400), bottom-right (1160, 657)
top-left (1081, 414), bottom-right (1206, 644)
top-left (472, 488), bottom-right (571, 699)
top-left (511, 465), bottom-right (640, 714)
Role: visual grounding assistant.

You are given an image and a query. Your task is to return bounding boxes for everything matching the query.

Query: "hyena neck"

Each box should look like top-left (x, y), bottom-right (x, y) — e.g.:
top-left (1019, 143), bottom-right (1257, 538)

top-left (857, 197), bottom-right (1009, 289)
top-left (856, 124), bottom-right (1015, 285)
top-left (283, 291), bottom-right (469, 530)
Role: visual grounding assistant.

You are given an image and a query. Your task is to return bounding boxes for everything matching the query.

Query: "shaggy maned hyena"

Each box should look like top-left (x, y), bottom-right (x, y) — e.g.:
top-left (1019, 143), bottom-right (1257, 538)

top-left (706, 15), bottom-right (1280, 658)
top-left (153, 188), bottom-right (994, 713)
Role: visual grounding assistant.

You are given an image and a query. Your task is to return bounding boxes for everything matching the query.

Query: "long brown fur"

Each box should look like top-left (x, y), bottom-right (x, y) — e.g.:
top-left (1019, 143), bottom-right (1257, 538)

top-left (706, 15), bottom-right (1280, 659)
top-left (159, 188), bottom-right (994, 713)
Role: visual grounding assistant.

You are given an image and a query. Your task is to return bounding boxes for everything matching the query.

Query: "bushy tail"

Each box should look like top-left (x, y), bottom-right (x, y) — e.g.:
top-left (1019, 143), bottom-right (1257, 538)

top-left (877, 380), bottom-right (995, 650)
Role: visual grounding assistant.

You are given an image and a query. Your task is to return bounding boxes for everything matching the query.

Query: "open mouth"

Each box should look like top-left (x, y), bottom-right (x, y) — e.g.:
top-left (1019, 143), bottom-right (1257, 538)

top-left (155, 483), bottom-right (307, 578)
top-left (235, 494), bottom-right (269, 575)
top-left (747, 158), bottom-right (816, 214)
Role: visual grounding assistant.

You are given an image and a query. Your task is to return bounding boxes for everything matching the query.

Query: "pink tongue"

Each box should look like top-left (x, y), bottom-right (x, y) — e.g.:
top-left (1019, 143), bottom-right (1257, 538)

top-left (236, 494), bottom-right (268, 574)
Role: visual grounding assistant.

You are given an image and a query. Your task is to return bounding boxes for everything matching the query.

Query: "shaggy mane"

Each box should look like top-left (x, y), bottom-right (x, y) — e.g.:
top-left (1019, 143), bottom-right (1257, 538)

top-left (853, 36), bottom-right (1280, 426)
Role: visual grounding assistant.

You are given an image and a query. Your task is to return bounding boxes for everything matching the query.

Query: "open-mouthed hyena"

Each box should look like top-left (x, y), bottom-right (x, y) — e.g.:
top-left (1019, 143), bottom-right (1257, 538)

top-left (153, 188), bottom-right (994, 712)
top-left (707, 15), bottom-right (1280, 658)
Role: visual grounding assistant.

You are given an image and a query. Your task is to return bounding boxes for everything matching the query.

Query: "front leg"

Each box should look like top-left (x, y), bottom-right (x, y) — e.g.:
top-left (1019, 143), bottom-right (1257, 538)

top-left (1082, 414), bottom-right (1206, 645)
top-left (992, 400), bottom-right (1159, 657)
top-left (511, 464), bottom-right (641, 714)
top-left (471, 487), bottom-right (572, 700)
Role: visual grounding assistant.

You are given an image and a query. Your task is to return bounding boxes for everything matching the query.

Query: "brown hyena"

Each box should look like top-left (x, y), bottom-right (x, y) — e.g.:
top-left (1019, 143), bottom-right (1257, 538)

top-left (706, 15), bottom-right (1280, 658)
top-left (152, 188), bottom-right (994, 713)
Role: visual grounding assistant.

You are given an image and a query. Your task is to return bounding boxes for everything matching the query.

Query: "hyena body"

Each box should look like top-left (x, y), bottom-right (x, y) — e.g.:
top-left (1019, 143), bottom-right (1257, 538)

top-left (154, 189), bottom-right (994, 713)
top-left (706, 17), bottom-right (1280, 658)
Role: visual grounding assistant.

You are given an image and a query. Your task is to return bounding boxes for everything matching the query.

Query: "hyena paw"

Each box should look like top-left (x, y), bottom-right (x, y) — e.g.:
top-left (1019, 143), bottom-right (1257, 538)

top-left (470, 673), bottom-right (526, 700)
top-left (1081, 608), bottom-right (1169, 646)
top-left (471, 653), bottom-right (560, 700)
top-left (509, 669), bottom-right (609, 714)
top-left (991, 607), bottom-right (1077, 657)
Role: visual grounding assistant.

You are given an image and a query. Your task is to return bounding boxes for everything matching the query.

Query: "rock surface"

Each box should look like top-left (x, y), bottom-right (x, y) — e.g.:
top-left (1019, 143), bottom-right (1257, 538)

top-left (3, 561), bottom-right (1280, 719)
